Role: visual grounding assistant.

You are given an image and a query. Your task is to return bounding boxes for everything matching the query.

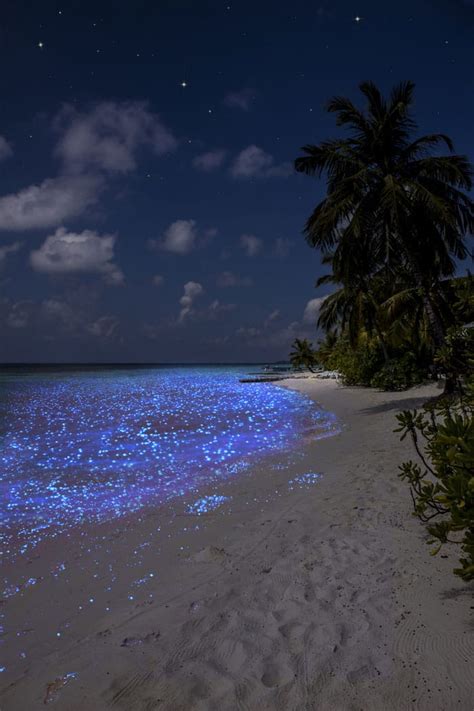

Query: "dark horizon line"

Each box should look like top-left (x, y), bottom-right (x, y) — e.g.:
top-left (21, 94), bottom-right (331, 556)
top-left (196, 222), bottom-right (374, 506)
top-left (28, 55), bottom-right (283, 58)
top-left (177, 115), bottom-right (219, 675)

top-left (0, 360), bottom-right (288, 367)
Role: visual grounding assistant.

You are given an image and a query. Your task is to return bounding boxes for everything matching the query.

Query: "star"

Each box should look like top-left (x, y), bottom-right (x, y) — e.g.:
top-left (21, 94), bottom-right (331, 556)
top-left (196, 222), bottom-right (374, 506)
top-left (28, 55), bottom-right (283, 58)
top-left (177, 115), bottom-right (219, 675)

top-left (181, 81), bottom-right (187, 88)
top-left (37, 41), bottom-right (44, 48)
top-left (354, 15), bottom-right (362, 22)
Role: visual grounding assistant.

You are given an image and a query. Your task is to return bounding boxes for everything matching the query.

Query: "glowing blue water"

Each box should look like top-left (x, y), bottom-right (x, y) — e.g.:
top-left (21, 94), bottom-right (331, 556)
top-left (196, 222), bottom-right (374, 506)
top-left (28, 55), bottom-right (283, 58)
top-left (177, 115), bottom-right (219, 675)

top-left (0, 366), bottom-right (338, 559)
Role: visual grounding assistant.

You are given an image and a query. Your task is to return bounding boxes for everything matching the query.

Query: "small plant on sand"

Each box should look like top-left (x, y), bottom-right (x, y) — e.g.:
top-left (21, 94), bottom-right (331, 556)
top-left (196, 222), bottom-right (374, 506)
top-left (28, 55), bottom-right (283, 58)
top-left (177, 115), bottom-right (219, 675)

top-left (396, 332), bottom-right (474, 581)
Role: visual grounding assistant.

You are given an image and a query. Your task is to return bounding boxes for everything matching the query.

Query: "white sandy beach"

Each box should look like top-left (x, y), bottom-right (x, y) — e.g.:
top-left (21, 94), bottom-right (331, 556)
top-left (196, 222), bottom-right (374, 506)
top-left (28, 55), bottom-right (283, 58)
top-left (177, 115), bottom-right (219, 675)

top-left (2, 378), bottom-right (473, 710)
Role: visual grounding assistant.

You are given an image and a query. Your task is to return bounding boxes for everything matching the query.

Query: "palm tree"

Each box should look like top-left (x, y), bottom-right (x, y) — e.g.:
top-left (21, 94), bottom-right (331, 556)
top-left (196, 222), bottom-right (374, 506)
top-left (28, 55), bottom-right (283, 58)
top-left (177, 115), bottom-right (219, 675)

top-left (295, 81), bottom-right (474, 349)
top-left (289, 338), bottom-right (318, 371)
top-left (317, 247), bottom-right (390, 361)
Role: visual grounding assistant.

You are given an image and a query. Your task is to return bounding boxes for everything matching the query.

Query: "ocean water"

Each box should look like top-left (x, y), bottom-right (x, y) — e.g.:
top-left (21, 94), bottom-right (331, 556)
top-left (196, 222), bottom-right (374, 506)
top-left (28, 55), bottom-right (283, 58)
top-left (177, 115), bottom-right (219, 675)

top-left (0, 365), bottom-right (339, 560)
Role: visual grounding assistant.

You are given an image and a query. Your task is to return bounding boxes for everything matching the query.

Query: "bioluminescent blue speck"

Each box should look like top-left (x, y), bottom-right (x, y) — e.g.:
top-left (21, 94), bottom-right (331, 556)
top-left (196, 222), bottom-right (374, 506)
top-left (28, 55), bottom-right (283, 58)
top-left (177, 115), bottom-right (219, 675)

top-left (187, 494), bottom-right (231, 515)
top-left (0, 366), bottom-right (339, 559)
top-left (288, 472), bottom-right (322, 489)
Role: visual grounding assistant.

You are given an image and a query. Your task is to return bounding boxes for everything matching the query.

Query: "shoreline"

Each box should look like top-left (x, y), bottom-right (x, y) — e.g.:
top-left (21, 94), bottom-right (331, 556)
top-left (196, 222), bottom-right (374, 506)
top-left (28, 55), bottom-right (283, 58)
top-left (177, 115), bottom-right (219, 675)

top-left (2, 378), bottom-right (473, 710)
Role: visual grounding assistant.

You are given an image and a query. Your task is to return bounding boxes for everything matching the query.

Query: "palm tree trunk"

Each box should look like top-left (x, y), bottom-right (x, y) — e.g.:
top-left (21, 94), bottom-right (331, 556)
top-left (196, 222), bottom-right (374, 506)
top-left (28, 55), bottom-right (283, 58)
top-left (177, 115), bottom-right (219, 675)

top-left (408, 260), bottom-right (446, 348)
top-left (422, 293), bottom-right (445, 349)
top-left (363, 285), bottom-right (390, 363)
top-left (403, 259), bottom-right (454, 392)
top-left (420, 290), bottom-right (458, 394)
top-left (374, 322), bottom-right (390, 363)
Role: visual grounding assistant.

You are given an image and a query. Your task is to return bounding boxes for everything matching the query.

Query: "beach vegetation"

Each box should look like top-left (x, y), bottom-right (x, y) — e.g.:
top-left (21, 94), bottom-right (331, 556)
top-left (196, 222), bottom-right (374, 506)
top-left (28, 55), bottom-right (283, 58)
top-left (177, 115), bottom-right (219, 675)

top-left (396, 328), bottom-right (474, 580)
top-left (289, 338), bottom-right (318, 372)
top-left (294, 81), bottom-right (474, 391)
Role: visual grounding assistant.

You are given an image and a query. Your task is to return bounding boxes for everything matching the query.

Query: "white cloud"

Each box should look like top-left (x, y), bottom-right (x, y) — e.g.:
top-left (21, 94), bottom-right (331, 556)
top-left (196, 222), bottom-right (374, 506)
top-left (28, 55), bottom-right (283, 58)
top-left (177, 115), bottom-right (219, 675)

top-left (87, 315), bottom-right (119, 338)
top-left (230, 145), bottom-right (292, 179)
top-left (236, 319), bottom-right (304, 350)
top-left (143, 322), bottom-right (161, 341)
top-left (208, 299), bottom-right (236, 317)
top-left (0, 241), bottom-right (21, 266)
top-left (179, 280), bottom-right (203, 322)
top-left (149, 220), bottom-right (217, 254)
top-left (203, 227), bottom-right (218, 244)
top-left (6, 301), bottom-right (33, 329)
top-left (193, 149), bottom-right (227, 172)
top-left (264, 309), bottom-right (280, 328)
top-left (236, 326), bottom-right (261, 339)
top-left (216, 271), bottom-right (252, 288)
top-left (264, 321), bottom-right (304, 348)
top-left (303, 296), bottom-right (327, 324)
top-left (0, 103), bottom-right (177, 234)
top-left (223, 88), bottom-right (256, 111)
top-left (40, 299), bottom-right (75, 327)
top-left (234, 296), bottom-right (325, 353)
top-left (0, 103), bottom-right (176, 233)
top-left (0, 175), bottom-right (101, 231)
top-left (55, 101), bottom-right (177, 175)
top-left (160, 219), bottom-right (197, 254)
top-left (30, 227), bottom-right (124, 285)
top-left (0, 136), bottom-right (13, 161)
top-left (240, 233), bottom-right (262, 257)
top-left (231, 145), bottom-right (272, 178)
top-left (152, 274), bottom-right (164, 287)
top-left (273, 237), bottom-right (291, 258)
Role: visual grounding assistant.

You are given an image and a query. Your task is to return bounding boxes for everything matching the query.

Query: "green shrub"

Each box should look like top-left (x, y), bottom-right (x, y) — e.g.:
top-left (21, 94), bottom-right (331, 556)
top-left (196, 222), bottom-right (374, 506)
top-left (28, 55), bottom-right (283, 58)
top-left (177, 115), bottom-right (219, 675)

top-left (434, 326), bottom-right (474, 388)
top-left (318, 337), bottom-right (384, 386)
top-left (370, 353), bottom-right (426, 391)
top-left (318, 337), bottom-right (427, 390)
top-left (396, 375), bottom-right (474, 581)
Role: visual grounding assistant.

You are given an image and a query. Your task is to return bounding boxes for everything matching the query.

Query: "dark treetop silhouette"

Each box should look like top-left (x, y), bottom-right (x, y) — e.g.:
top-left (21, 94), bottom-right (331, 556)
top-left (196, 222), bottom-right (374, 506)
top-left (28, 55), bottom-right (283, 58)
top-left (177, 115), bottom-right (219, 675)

top-left (295, 81), bottom-right (474, 351)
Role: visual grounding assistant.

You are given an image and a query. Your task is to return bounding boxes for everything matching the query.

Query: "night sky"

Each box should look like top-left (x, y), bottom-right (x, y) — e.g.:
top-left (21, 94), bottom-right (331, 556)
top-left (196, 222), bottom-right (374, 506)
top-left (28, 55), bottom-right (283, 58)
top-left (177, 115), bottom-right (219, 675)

top-left (1, 0), bottom-right (473, 363)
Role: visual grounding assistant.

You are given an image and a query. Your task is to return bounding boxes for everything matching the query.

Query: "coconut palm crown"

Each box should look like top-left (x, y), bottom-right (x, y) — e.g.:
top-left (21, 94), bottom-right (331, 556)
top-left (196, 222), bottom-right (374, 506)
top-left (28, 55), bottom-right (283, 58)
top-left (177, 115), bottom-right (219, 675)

top-left (295, 81), bottom-right (474, 347)
top-left (289, 338), bottom-right (318, 371)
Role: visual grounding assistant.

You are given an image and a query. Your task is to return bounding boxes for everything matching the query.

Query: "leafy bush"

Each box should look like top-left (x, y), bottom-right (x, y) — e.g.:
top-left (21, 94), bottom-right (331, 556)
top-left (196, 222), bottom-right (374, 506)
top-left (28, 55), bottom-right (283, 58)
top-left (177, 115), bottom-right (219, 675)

top-left (396, 374), bottom-right (474, 581)
top-left (370, 353), bottom-right (426, 391)
top-left (434, 326), bottom-right (474, 389)
top-left (318, 336), bottom-right (427, 390)
top-left (318, 337), bottom-right (384, 386)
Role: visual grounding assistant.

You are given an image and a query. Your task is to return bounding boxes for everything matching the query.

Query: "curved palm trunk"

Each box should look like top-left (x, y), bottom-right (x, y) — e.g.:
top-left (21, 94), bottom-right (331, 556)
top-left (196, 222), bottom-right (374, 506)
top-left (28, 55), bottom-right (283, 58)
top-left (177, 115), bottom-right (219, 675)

top-left (420, 288), bottom-right (457, 394)
top-left (363, 285), bottom-right (390, 363)
top-left (393, 248), bottom-right (454, 390)
top-left (373, 321), bottom-right (390, 363)
top-left (407, 257), bottom-right (446, 347)
top-left (422, 293), bottom-right (446, 349)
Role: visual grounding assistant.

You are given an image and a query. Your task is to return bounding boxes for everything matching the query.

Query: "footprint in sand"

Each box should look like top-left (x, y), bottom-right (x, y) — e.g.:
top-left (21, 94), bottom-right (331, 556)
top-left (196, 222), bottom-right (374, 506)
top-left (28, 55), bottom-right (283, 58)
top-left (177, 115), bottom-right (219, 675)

top-left (192, 545), bottom-right (229, 564)
top-left (121, 631), bottom-right (160, 647)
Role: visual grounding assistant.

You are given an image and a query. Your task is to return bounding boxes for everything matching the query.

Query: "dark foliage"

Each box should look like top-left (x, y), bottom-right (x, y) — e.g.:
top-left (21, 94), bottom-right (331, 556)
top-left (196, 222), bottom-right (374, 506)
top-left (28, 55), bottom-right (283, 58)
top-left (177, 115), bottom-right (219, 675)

top-left (396, 328), bottom-right (474, 581)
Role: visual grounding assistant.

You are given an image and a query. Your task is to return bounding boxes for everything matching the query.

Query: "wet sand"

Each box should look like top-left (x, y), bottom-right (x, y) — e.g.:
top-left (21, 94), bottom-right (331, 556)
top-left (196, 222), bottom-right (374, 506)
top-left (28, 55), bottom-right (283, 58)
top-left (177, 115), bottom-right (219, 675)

top-left (2, 378), bottom-right (473, 710)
